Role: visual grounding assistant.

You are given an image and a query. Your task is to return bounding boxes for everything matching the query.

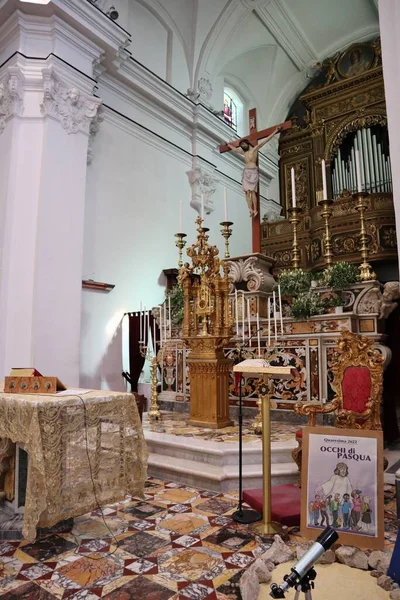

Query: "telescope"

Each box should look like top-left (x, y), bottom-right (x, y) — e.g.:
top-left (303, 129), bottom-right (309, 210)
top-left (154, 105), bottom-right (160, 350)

top-left (270, 527), bottom-right (339, 599)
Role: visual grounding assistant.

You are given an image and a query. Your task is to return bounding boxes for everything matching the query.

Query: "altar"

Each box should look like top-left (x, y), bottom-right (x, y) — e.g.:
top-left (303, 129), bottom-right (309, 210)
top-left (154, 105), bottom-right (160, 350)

top-left (0, 388), bottom-right (148, 540)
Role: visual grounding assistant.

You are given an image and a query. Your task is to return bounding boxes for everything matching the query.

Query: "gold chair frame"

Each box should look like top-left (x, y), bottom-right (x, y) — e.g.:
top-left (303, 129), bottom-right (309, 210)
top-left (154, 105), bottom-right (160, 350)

top-left (292, 330), bottom-right (384, 471)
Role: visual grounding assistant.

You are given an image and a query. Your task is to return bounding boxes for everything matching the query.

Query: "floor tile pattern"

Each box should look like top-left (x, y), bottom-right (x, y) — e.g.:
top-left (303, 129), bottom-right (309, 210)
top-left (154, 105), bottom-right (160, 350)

top-left (0, 478), bottom-right (397, 600)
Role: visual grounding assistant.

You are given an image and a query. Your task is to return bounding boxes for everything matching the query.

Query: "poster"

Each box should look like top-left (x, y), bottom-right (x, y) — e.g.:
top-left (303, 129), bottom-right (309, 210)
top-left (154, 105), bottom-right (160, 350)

top-left (301, 427), bottom-right (384, 549)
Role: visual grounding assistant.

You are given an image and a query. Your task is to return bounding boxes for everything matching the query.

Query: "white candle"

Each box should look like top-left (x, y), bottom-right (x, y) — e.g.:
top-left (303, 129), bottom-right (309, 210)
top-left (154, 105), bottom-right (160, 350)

top-left (355, 149), bottom-right (362, 193)
top-left (179, 200), bottom-right (183, 232)
top-left (291, 167), bottom-right (296, 208)
top-left (278, 285), bottom-right (283, 334)
top-left (168, 296), bottom-right (171, 337)
top-left (153, 316), bottom-right (156, 355)
top-left (322, 159), bottom-right (327, 200)
top-left (163, 302), bottom-right (167, 340)
top-left (201, 194), bottom-right (204, 220)
top-left (247, 299), bottom-right (251, 347)
top-left (159, 305), bottom-right (163, 346)
top-left (224, 187), bottom-right (228, 221)
top-left (273, 291), bottom-right (277, 341)
top-left (139, 301), bottom-right (143, 341)
top-left (267, 297), bottom-right (271, 347)
top-left (257, 312), bottom-right (261, 357)
top-left (143, 306), bottom-right (147, 344)
top-left (235, 289), bottom-right (239, 335)
top-left (241, 292), bottom-right (245, 343)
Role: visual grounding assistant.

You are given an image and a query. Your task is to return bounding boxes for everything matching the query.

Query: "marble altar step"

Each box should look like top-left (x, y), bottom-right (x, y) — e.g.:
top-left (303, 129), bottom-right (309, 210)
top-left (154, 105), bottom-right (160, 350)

top-left (144, 427), bottom-right (299, 493)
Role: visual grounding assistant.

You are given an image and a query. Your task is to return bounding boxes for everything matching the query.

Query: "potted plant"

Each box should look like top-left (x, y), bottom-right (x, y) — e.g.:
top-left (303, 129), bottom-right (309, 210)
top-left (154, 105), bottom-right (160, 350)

top-left (290, 291), bottom-right (326, 320)
top-left (330, 292), bottom-right (345, 314)
top-left (277, 269), bottom-right (312, 298)
top-left (322, 261), bottom-right (359, 290)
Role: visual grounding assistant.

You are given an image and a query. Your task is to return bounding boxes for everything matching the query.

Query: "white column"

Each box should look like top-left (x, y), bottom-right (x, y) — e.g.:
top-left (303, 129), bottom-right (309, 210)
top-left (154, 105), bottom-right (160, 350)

top-left (0, 55), bottom-right (101, 385)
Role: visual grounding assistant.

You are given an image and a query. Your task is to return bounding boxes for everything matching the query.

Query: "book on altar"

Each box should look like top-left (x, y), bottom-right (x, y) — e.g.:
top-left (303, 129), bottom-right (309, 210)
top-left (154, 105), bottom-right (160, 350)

top-left (10, 368), bottom-right (43, 377)
top-left (233, 359), bottom-right (295, 378)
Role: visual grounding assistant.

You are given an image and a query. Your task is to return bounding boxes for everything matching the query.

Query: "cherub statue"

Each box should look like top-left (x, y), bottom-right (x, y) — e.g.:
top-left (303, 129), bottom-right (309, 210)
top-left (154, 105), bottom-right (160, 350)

top-left (226, 126), bottom-right (281, 218)
top-left (379, 281), bottom-right (400, 319)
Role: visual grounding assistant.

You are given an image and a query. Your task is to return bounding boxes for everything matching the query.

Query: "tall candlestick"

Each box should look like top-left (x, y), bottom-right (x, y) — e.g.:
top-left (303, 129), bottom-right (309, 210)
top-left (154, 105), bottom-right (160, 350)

top-left (179, 200), bottom-right (183, 232)
top-left (278, 285), bottom-right (283, 334)
top-left (168, 296), bottom-right (171, 337)
top-left (273, 291), bottom-right (277, 341)
top-left (241, 291), bottom-right (245, 343)
top-left (235, 289), bottom-right (239, 335)
top-left (159, 305), bottom-right (163, 347)
top-left (153, 316), bottom-right (156, 356)
top-left (201, 194), bottom-right (204, 220)
top-left (267, 297), bottom-right (271, 347)
top-left (322, 159), bottom-right (327, 200)
top-left (224, 187), bottom-right (228, 221)
top-left (355, 150), bottom-right (362, 193)
top-left (291, 167), bottom-right (296, 208)
top-left (247, 298), bottom-right (251, 347)
top-left (257, 312), bottom-right (261, 356)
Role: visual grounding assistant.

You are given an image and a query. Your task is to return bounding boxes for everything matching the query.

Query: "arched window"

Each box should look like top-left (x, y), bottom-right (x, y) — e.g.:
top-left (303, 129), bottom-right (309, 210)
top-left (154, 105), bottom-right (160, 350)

top-left (224, 92), bottom-right (237, 131)
top-left (223, 86), bottom-right (245, 137)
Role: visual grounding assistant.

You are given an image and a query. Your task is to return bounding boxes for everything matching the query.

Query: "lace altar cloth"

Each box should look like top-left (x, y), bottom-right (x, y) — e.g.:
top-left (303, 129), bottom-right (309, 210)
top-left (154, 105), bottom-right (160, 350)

top-left (0, 389), bottom-right (148, 541)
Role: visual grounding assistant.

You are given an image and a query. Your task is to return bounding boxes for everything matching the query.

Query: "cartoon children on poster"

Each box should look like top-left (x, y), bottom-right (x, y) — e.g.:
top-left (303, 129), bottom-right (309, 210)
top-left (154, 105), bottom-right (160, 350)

top-left (307, 433), bottom-right (378, 537)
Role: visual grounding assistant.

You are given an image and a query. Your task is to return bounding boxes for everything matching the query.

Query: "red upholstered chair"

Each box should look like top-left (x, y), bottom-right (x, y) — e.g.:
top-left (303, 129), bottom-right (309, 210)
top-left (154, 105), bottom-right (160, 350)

top-left (292, 330), bottom-right (384, 474)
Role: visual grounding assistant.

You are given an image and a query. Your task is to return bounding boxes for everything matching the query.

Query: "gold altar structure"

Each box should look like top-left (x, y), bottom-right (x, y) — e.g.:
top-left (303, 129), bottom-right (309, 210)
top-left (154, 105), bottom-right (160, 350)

top-left (262, 38), bottom-right (397, 273)
top-left (180, 217), bottom-right (233, 428)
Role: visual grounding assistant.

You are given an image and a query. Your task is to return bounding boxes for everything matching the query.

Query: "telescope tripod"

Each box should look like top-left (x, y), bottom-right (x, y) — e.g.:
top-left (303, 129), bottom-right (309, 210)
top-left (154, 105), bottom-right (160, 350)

top-left (293, 568), bottom-right (316, 600)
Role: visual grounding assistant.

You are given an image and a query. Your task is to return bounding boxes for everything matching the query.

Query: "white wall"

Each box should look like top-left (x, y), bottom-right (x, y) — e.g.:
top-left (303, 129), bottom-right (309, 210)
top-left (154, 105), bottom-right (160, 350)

top-left (80, 108), bottom-right (252, 390)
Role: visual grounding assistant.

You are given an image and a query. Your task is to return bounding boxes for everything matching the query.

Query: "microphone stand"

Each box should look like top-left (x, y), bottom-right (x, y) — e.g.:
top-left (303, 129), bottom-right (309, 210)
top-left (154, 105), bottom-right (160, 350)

top-left (232, 328), bottom-right (263, 524)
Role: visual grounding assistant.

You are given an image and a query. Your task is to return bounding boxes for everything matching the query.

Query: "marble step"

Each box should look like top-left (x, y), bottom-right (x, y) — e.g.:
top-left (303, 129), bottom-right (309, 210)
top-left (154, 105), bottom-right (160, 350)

top-left (144, 428), bottom-right (299, 492)
top-left (144, 430), bottom-right (296, 467)
top-left (147, 452), bottom-right (298, 492)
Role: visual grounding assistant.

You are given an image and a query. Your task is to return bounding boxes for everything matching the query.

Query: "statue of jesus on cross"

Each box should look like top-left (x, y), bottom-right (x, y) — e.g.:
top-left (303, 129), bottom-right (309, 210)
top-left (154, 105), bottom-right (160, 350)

top-left (220, 108), bottom-right (291, 254)
top-left (225, 129), bottom-right (281, 218)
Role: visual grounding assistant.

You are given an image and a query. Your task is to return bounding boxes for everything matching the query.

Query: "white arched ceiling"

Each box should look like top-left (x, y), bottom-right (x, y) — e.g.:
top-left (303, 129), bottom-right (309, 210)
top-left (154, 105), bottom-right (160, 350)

top-left (125, 0), bottom-right (379, 126)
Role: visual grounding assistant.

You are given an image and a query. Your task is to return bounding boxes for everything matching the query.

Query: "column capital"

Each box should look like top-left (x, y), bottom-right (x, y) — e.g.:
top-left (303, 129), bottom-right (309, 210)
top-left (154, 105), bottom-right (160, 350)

top-left (0, 66), bottom-right (24, 133)
top-left (41, 66), bottom-right (102, 135)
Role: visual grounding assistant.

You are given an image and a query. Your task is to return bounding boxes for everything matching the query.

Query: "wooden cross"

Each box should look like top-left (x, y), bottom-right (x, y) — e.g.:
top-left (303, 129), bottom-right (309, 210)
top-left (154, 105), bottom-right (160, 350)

top-left (219, 108), bottom-right (291, 254)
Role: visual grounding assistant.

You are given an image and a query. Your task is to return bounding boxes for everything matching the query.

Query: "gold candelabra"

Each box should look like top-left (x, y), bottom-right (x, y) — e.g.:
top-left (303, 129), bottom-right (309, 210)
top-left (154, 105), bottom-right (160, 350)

top-left (287, 207), bottom-right (302, 268)
top-left (139, 343), bottom-right (162, 421)
top-left (353, 192), bottom-right (376, 281)
top-left (220, 221), bottom-right (233, 259)
top-left (174, 233), bottom-right (187, 268)
top-left (318, 198), bottom-right (334, 267)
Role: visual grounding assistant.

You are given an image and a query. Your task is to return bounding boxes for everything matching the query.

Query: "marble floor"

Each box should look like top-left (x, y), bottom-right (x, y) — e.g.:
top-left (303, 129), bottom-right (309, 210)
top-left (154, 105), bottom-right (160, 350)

top-left (146, 411), bottom-right (299, 444)
top-left (0, 478), bottom-right (397, 600)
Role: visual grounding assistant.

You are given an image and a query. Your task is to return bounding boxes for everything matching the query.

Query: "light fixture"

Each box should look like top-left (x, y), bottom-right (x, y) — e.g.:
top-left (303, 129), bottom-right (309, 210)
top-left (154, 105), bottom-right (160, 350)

top-left (107, 6), bottom-right (119, 20)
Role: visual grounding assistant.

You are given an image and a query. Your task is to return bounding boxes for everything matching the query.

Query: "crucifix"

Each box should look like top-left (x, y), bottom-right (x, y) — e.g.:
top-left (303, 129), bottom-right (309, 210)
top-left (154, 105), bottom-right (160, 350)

top-left (219, 108), bottom-right (291, 254)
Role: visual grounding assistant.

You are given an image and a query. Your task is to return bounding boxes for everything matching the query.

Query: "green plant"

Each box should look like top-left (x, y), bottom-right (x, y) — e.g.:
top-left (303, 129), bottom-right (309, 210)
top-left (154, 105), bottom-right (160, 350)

top-left (321, 261), bottom-right (359, 290)
top-left (290, 291), bottom-right (326, 320)
top-left (168, 284), bottom-right (184, 326)
top-left (277, 269), bottom-right (312, 297)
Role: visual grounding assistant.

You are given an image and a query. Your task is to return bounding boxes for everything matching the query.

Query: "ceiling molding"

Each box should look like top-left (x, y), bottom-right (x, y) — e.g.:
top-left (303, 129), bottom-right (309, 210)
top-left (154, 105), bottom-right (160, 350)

top-left (321, 24), bottom-right (380, 60)
top-left (370, 0), bottom-right (379, 15)
top-left (255, 0), bottom-right (317, 71)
